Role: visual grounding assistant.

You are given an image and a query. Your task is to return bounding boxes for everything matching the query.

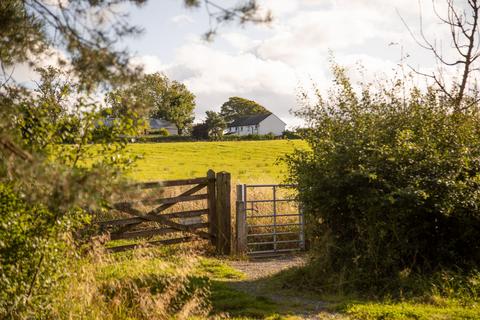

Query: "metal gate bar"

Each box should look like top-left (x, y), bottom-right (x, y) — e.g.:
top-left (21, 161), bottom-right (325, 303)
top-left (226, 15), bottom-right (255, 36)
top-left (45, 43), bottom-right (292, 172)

top-left (235, 183), bottom-right (305, 256)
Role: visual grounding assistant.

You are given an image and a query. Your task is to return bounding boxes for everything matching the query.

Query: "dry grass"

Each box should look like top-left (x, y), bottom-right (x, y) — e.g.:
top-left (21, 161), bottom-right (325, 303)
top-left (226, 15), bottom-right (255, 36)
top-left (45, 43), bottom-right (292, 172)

top-left (51, 242), bottom-right (211, 320)
top-left (97, 182), bottom-right (301, 254)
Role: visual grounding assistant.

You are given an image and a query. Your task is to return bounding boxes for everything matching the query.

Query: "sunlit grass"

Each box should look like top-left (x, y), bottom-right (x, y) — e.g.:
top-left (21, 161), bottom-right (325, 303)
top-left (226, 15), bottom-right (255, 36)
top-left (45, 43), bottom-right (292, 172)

top-left (125, 140), bottom-right (308, 183)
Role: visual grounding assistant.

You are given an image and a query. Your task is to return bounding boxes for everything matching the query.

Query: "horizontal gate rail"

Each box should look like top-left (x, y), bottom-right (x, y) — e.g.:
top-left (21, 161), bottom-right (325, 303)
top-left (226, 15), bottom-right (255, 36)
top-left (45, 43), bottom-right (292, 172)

top-left (248, 248), bottom-right (300, 255)
top-left (107, 236), bottom-right (195, 253)
top-left (247, 231), bottom-right (299, 237)
top-left (132, 177), bottom-right (208, 189)
top-left (246, 213), bottom-right (300, 219)
top-left (247, 223), bottom-right (302, 228)
top-left (245, 199), bottom-right (294, 204)
top-left (99, 209), bottom-right (209, 227)
top-left (97, 170), bottom-right (232, 254)
top-left (247, 239), bottom-right (303, 246)
top-left (110, 223), bottom-right (209, 240)
top-left (243, 184), bottom-right (295, 188)
top-left (236, 183), bottom-right (305, 256)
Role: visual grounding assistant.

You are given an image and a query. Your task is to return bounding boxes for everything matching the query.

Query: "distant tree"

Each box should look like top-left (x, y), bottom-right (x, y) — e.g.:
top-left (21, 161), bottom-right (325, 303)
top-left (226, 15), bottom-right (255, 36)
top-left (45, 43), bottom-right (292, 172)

top-left (205, 111), bottom-right (227, 140)
top-left (220, 97), bottom-right (269, 122)
top-left (151, 78), bottom-right (195, 135)
top-left (191, 122), bottom-right (209, 140)
top-left (108, 73), bottom-right (196, 135)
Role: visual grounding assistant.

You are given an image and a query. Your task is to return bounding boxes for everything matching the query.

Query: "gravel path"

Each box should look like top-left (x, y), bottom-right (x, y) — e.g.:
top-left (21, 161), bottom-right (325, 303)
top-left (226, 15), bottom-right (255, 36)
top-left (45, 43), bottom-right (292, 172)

top-left (226, 254), bottom-right (333, 318)
top-left (228, 254), bottom-right (306, 280)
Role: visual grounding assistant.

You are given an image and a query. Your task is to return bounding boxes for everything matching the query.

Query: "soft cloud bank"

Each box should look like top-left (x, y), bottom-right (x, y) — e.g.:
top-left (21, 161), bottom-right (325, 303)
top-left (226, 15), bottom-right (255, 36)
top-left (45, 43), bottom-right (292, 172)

top-left (133, 0), bottom-right (452, 127)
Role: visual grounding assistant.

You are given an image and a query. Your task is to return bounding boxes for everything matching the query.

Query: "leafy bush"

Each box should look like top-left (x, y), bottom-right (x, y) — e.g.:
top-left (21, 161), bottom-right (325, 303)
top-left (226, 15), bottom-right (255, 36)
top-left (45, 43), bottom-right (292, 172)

top-left (0, 183), bottom-right (74, 318)
top-left (158, 128), bottom-right (170, 137)
top-left (285, 65), bottom-right (480, 294)
top-left (282, 130), bottom-right (302, 139)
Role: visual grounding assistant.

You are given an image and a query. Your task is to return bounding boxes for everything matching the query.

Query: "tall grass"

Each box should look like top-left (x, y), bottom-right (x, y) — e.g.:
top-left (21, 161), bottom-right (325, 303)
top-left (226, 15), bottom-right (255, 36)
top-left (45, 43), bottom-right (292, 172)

top-left (51, 243), bottom-right (211, 319)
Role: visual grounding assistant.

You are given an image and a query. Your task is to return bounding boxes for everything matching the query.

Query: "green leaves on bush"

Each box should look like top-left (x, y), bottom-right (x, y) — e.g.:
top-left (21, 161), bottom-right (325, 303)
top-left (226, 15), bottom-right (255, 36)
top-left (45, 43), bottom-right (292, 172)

top-left (0, 183), bottom-right (71, 318)
top-left (285, 65), bottom-right (480, 294)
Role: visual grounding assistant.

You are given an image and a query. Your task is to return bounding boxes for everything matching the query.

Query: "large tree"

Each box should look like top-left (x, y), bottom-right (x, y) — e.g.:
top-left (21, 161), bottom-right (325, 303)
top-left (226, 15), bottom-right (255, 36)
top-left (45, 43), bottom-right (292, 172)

top-left (108, 73), bottom-right (195, 135)
top-left (220, 96), bottom-right (270, 122)
top-left (149, 75), bottom-right (196, 135)
top-left (205, 111), bottom-right (227, 139)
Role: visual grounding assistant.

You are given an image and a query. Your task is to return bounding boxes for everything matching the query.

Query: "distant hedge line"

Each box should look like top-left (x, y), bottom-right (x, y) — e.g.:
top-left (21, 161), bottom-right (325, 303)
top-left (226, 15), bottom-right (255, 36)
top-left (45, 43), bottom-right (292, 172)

top-left (129, 132), bottom-right (302, 143)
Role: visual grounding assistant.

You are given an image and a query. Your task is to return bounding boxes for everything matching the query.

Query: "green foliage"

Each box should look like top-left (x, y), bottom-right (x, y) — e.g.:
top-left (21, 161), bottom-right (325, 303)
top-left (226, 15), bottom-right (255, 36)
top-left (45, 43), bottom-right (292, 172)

top-left (158, 128), bottom-right (170, 137)
top-left (282, 130), bottom-right (302, 140)
top-left (191, 122), bottom-right (210, 140)
top-left (14, 67), bottom-right (142, 170)
top-left (0, 183), bottom-right (75, 318)
top-left (210, 281), bottom-right (278, 318)
top-left (220, 96), bottom-right (270, 122)
top-left (0, 0), bottom-right (147, 90)
top-left (342, 300), bottom-right (480, 320)
top-left (109, 73), bottom-right (196, 135)
top-left (205, 111), bottom-right (227, 140)
top-left (0, 68), bottom-right (141, 318)
top-left (285, 64), bottom-right (480, 294)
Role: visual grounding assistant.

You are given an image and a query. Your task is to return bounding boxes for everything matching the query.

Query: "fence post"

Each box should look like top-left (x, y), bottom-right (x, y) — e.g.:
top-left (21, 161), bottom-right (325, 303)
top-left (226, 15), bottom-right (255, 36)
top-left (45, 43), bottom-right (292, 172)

top-left (207, 170), bottom-right (217, 246)
top-left (236, 184), bottom-right (247, 254)
top-left (215, 172), bottom-right (231, 255)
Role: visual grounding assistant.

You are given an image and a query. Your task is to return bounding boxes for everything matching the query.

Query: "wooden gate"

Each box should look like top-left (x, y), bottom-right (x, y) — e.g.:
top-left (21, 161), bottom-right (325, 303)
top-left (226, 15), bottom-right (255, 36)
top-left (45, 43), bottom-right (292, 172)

top-left (235, 184), bottom-right (305, 257)
top-left (98, 170), bottom-right (231, 254)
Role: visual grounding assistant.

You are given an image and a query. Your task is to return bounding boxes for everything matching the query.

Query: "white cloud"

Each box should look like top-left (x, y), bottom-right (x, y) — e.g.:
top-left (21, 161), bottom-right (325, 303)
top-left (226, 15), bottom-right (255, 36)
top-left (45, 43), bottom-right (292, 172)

top-left (128, 0), bottom-right (463, 127)
top-left (130, 55), bottom-right (165, 74)
top-left (171, 14), bottom-right (195, 25)
top-left (8, 48), bottom-right (69, 86)
top-left (162, 42), bottom-right (302, 122)
top-left (221, 33), bottom-right (258, 51)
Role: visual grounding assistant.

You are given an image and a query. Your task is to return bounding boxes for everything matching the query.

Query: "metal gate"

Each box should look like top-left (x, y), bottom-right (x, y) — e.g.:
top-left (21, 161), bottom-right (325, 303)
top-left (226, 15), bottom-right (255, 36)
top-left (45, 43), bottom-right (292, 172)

top-left (236, 184), bottom-right (305, 256)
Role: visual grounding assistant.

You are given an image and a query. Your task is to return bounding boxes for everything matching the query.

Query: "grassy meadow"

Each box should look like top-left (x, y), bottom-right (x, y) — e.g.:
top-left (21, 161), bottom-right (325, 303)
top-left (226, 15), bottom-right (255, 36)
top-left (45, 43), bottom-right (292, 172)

top-left (126, 140), bottom-right (308, 183)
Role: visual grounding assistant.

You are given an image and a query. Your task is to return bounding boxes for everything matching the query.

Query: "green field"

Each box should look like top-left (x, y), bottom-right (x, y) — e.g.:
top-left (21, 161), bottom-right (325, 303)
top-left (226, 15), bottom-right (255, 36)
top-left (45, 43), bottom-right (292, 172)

top-left (127, 140), bottom-right (307, 183)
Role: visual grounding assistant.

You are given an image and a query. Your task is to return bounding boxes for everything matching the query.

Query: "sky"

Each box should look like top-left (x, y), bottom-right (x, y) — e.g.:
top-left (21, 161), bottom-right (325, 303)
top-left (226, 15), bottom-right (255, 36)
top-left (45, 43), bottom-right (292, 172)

top-left (14, 0), bottom-right (459, 127)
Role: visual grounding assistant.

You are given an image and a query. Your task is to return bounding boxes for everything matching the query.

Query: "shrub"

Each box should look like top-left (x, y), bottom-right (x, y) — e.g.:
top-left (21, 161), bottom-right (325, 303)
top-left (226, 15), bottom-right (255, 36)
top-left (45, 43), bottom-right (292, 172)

top-left (158, 128), bottom-right (170, 137)
top-left (285, 65), bottom-right (480, 294)
top-left (0, 183), bottom-right (73, 318)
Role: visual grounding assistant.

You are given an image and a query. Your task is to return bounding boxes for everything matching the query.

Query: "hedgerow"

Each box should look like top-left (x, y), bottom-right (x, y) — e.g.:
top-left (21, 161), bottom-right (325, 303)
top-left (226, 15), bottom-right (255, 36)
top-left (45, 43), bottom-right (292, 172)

top-left (285, 65), bottom-right (480, 294)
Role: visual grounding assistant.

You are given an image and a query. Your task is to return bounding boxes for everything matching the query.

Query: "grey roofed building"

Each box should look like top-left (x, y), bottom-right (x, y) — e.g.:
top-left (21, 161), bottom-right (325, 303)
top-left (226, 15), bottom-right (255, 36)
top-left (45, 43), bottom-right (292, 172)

top-left (148, 118), bottom-right (178, 135)
top-left (226, 113), bottom-right (286, 136)
top-left (228, 114), bottom-right (272, 127)
top-left (100, 117), bottom-right (178, 135)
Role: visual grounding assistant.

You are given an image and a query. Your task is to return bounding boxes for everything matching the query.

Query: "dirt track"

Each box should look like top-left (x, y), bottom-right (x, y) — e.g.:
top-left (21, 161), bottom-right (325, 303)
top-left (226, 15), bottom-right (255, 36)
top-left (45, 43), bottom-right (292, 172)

top-left (226, 254), bottom-right (336, 319)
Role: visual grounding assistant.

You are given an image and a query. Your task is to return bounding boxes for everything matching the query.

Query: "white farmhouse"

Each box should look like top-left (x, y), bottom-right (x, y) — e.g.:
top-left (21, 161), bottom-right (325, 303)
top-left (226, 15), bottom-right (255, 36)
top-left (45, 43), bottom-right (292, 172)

top-left (226, 113), bottom-right (286, 136)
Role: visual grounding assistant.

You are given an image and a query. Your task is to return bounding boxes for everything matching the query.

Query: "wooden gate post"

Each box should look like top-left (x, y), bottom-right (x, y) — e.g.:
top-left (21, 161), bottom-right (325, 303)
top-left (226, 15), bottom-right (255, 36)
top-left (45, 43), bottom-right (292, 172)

top-left (207, 170), bottom-right (217, 246)
top-left (215, 172), bottom-right (231, 254)
top-left (236, 184), bottom-right (247, 254)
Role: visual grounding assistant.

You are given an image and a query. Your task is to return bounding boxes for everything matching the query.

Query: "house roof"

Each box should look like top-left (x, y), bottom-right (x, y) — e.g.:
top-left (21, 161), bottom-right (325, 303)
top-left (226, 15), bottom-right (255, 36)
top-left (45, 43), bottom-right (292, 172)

top-left (149, 118), bottom-right (176, 129)
top-left (228, 113), bottom-right (272, 127)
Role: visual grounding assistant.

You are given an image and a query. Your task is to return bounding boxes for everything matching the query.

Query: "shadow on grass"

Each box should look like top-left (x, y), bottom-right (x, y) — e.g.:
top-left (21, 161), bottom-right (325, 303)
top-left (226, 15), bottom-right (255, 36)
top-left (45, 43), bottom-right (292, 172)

top-left (207, 261), bottom-right (329, 319)
top-left (208, 259), bottom-right (480, 320)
